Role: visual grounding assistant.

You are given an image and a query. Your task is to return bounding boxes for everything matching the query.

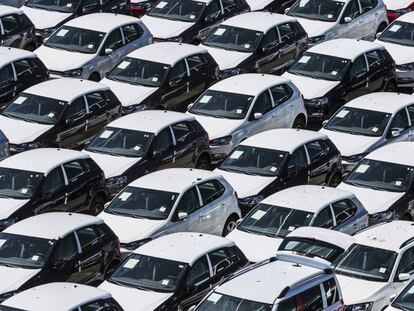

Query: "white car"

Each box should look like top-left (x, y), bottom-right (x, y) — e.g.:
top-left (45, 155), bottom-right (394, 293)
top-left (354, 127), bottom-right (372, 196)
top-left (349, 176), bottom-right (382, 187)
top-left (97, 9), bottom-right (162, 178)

top-left (187, 73), bottom-right (307, 164)
top-left (334, 220), bottom-right (414, 311)
top-left (35, 13), bottom-right (152, 81)
top-left (338, 142), bottom-right (414, 223)
top-left (1, 283), bottom-right (123, 310)
top-left (226, 185), bottom-right (368, 262)
top-left (385, 279), bottom-right (414, 311)
top-left (99, 168), bottom-right (241, 255)
top-left (320, 92), bottom-right (414, 172)
top-left (383, 0), bottom-right (414, 21)
top-left (286, 0), bottom-right (388, 45)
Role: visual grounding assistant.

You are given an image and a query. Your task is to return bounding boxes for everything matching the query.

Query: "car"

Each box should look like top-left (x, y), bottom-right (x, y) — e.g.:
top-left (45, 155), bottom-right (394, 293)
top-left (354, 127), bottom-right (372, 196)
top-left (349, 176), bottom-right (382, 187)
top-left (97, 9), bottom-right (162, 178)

top-left (247, 0), bottom-right (295, 12)
top-left (0, 5), bottom-right (37, 51)
top-left (193, 254), bottom-right (344, 311)
top-left (0, 78), bottom-right (121, 153)
top-left (0, 0), bottom-right (23, 7)
top-left (200, 12), bottom-right (308, 78)
top-left (22, 0), bottom-right (130, 43)
top-left (375, 13), bottom-right (414, 90)
top-left (0, 131), bottom-right (9, 161)
top-left (215, 129), bottom-right (343, 214)
top-left (286, 0), bottom-right (388, 46)
top-left (83, 110), bottom-right (211, 196)
top-left (383, 0), bottom-right (414, 21)
top-left (226, 185), bottom-right (367, 262)
top-left (0, 212), bottom-right (121, 302)
top-left (320, 92), bottom-right (414, 172)
top-left (277, 226), bottom-right (356, 265)
top-left (385, 279), bottom-right (414, 311)
top-left (1, 283), bottom-right (124, 311)
top-left (283, 38), bottom-right (397, 122)
top-left (338, 142), bottom-right (414, 224)
top-left (0, 47), bottom-right (48, 106)
top-left (334, 220), bottom-right (414, 311)
top-left (34, 13), bottom-right (152, 81)
top-left (129, 0), bottom-right (157, 17)
top-left (99, 232), bottom-right (248, 311)
top-left (187, 73), bottom-right (307, 164)
top-left (101, 42), bottom-right (218, 114)
top-left (141, 0), bottom-right (249, 43)
top-left (0, 148), bottom-right (108, 231)
top-left (99, 168), bottom-right (241, 255)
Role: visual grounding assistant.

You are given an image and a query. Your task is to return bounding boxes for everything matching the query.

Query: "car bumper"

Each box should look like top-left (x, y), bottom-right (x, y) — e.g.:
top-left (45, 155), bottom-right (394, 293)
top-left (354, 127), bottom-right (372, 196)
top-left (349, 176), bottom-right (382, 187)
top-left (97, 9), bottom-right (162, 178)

top-left (395, 69), bottom-right (414, 88)
top-left (305, 105), bottom-right (328, 122)
top-left (341, 159), bottom-right (358, 173)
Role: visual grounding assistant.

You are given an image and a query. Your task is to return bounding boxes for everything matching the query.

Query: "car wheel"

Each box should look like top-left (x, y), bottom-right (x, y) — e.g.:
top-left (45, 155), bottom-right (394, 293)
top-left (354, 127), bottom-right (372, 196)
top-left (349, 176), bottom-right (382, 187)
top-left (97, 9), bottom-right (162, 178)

top-left (89, 194), bottom-right (106, 215)
top-left (383, 80), bottom-right (397, 92)
top-left (195, 154), bottom-right (211, 170)
top-left (328, 171), bottom-right (342, 187)
top-left (222, 215), bottom-right (239, 236)
top-left (88, 72), bottom-right (101, 82)
top-left (292, 115), bottom-right (306, 129)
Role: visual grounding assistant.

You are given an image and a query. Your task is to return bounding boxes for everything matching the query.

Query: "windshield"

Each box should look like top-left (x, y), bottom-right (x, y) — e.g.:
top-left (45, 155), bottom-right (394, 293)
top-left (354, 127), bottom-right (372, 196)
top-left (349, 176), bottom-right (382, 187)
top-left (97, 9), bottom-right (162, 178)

top-left (105, 186), bottom-right (179, 220)
top-left (109, 253), bottom-right (188, 292)
top-left (3, 93), bottom-right (67, 125)
top-left (189, 90), bottom-right (254, 119)
top-left (220, 145), bottom-right (287, 176)
top-left (289, 52), bottom-right (350, 81)
top-left (288, 0), bottom-right (345, 22)
top-left (325, 107), bottom-right (391, 137)
top-left (379, 21), bottom-right (414, 47)
top-left (86, 127), bottom-right (153, 157)
top-left (335, 244), bottom-right (397, 282)
top-left (197, 292), bottom-right (273, 311)
top-left (238, 204), bottom-right (314, 238)
top-left (26, 0), bottom-right (80, 12)
top-left (204, 26), bottom-right (263, 53)
top-left (148, 0), bottom-right (205, 22)
top-left (0, 233), bottom-right (54, 269)
top-left (393, 280), bottom-right (414, 311)
top-left (0, 167), bottom-right (43, 199)
top-left (45, 26), bottom-right (105, 54)
top-left (345, 159), bottom-right (414, 192)
top-left (108, 57), bottom-right (169, 87)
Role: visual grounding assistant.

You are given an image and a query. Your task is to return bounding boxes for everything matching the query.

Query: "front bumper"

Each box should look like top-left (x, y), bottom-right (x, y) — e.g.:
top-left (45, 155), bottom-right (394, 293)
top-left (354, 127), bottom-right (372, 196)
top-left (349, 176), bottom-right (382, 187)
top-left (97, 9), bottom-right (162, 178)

top-left (395, 68), bottom-right (414, 88)
top-left (305, 105), bottom-right (328, 122)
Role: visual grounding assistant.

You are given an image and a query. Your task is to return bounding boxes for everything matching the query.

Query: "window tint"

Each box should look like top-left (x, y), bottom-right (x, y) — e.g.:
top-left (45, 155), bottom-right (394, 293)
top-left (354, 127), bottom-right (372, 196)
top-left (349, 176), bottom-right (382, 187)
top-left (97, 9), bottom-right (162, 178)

top-left (171, 122), bottom-right (192, 143)
top-left (103, 28), bottom-right (123, 51)
top-left (332, 199), bottom-right (357, 226)
top-left (175, 187), bottom-right (201, 215)
top-left (41, 167), bottom-right (65, 195)
top-left (186, 256), bottom-right (210, 286)
top-left (66, 97), bottom-right (86, 120)
top-left (0, 64), bottom-right (14, 86)
top-left (342, 0), bottom-right (360, 20)
top-left (14, 59), bottom-right (36, 77)
top-left (306, 140), bottom-right (325, 163)
top-left (187, 54), bottom-right (207, 72)
top-left (208, 247), bottom-right (238, 275)
top-left (389, 109), bottom-right (410, 134)
top-left (252, 91), bottom-right (273, 115)
top-left (289, 146), bottom-right (308, 168)
top-left (270, 84), bottom-right (293, 106)
top-left (323, 278), bottom-right (340, 306)
top-left (222, 0), bottom-right (237, 12)
top-left (349, 55), bottom-right (367, 78)
top-left (262, 27), bottom-right (279, 48)
top-left (55, 233), bottom-right (78, 260)
top-left (278, 23), bottom-right (295, 40)
top-left (86, 92), bottom-right (107, 113)
top-left (366, 50), bottom-right (382, 69)
top-left (1, 15), bottom-right (19, 33)
top-left (170, 60), bottom-right (187, 81)
top-left (77, 226), bottom-right (99, 250)
top-left (360, 0), bottom-right (377, 13)
top-left (63, 160), bottom-right (86, 183)
top-left (397, 247), bottom-right (414, 276)
top-left (313, 207), bottom-right (334, 229)
top-left (153, 128), bottom-right (173, 153)
top-left (408, 105), bottom-right (414, 125)
top-left (302, 285), bottom-right (324, 311)
top-left (122, 24), bottom-right (142, 43)
top-left (204, 0), bottom-right (222, 21)
top-left (198, 180), bottom-right (225, 205)
top-left (278, 296), bottom-right (297, 311)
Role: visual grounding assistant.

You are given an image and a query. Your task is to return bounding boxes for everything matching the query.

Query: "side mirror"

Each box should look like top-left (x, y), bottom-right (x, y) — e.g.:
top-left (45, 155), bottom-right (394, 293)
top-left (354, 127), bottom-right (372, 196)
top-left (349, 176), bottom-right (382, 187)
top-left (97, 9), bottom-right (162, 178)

top-left (104, 202), bottom-right (110, 209)
top-left (261, 46), bottom-right (270, 54)
top-left (376, 32), bottom-right (383, 39)
top-left (169, 77), bottom-right (182, 87)
top-left (178, 211), bottom-right (188, 220)
top-left (390, 294), bottom-right (397, 302)
top-left (284, 6), bottom-right (290, 13)
top-left (188, 306), bottom-right (196, 311)
top-left (65, 118), bottom-right (75, 125)
top-left (104, 48), bottom-right (113, 55)
top-left (288, 166), bottom-right (298, 178)
top-left (82, 4), bottom-right (98, 13)
top-left (344, 16), bottom-right (352, 23)
top-left (187, 103), bottom-right (194, 110)
top-left (398, 273), bottom-right (410, 281)
top-left (53, 259), bottom-right (67, 270)
top-left (153, 150), bottom-right (162, 158)
top-left (253, 112), bottom-right (263, 120)
top-left (391, 128), bottom-right (403, 137)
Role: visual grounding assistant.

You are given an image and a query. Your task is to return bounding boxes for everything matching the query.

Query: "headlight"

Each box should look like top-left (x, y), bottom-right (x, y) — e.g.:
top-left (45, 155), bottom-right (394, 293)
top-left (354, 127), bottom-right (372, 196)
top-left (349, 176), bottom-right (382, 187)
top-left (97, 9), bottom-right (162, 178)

top-left (14, 142), bottom-right (40, 152)
top-left (239, 195), bottom-right (264, 206)
top-left (220, 68), bottom-right (241, 78)
top-left (370, 211), bottom-right (395, 222)
top-left (0, 290), bottom-right (18, 301)
top-left (210, 135), bottom-right (232, 146)
top-left (0, 218), bottom-right (15, 230)
top-left (345, 302), bottom-right (373, 311)
top-left (397, 62), bottom-right (414, 71)
top-left (167, 36), bottom-right (183, 42)
top-left (346, 153), bottom-right (368, 163)
top-left (394, 7), bottom-right (412, 15)
top-left (308, 35), bottom-right (326, 44)
top-left (306, 96), bottom-right (329, 107)
top-left (122, 238), bottom-right (152, 251)
top-left (62, 68), bottom-right (83, 77)
top-left (122, 103), bottom-right (147, 114)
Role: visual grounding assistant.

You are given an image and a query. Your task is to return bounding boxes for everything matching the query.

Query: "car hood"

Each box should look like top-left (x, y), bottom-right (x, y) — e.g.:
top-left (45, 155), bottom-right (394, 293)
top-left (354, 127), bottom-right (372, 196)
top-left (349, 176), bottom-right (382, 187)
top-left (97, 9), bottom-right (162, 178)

top-left (375, 40), bottom-right (414, 65)
top-left (337, 274), bottom-right (386, 305)
top-left (101, 78), bottom-right (158, 107)
top-left (35, 45), bottom-right (94, 72)
top-left (383, 0), bottom-right (412, 10)
top-left (245, 0), bottom-right (274, 10)
top-left (283, 72), bottom-right (340, 99)
top-left (0, 198), bottom-right (29, 220)
top-left (295, 17), bottom-right (335, 37)
top-left (21, 6), bottom-right (71, 30)
top-left (338, 183), bottom-right (405, 214)
top-left (200, 44), bottom-right (252, 70)
top-left (191, 114), bottom-right (242, 139)
top-left (84, 151), bottom-right (141, 178)
top-left (99, 281), bottom-right (173, 311)
top-left (141, 15), bottom-right (193, 39)
top-left (0, 115), bottom-right (53, 145)
top-left (0, 266), bottom-right (40, 294)
top-left (226, 228), bottom-right (282, 263)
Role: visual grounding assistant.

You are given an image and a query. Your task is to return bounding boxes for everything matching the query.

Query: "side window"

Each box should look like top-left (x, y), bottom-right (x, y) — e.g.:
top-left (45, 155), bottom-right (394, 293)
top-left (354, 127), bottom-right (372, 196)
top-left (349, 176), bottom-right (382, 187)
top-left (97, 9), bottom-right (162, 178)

top-left (389, 109), bottom-right (410, 135)
top-left (41, 167), bottom-right (65, 195)
top-left (186, 256), bottom-right (210, 286)
top-left (262, 27), bottom-right (280, 49)
top-left (251, 91), bottom-right (273, 116)
top-left (366, 50), bottom-right (382, 70)
top-left (360, 0), bottom-right (378, 13)
top-left (289, 146), bottom-right (308, 169)
top-left (66, 97), bottom-right (87, 121)
top-left (278, 23), bottom-right (295, 41)
top-left (270, 84), bottom-right (293, 106)
top-left (349, 55), bottom-right (368, 79)
top-left (86, 92), bottom-right (107, 114)
top-left (1, 15), bottom-right (20, 34)
top-left (169, 60), bottom-right (187, 82)
top-left (278, 296), bottom-right (297, 311)
top-left (14, 58), bottom-right (36, 78)
top-left (198, 180), bottom-right (225, 205)
top-left (76, 226), bottom-right (100, 251)
top-left (63, 160), bottom-right (86, 183)
top-left (175, 187), bottom-right (201, 216)
top-left (187, 54), bottom-right (207, 73)
top-left (313, 207), bottom-right (334, 229)
top-left (54, 233), bottom-right (78, 261)
top-left (342, 0), bottom-right (361, 21)
top-left (204, 0), bottom-right (222, 22)
top-left (407, 105), bottom-right (414, 125)
top-left (153, 128), bottom-right (174, 153)
top-left (208, 247), bottom-right (238, 275)
top-left (172, 122), bottom-right (193, 143)
top-left (305, 140), bottom-right (325, 163)
top-left (302, 285), bottom-right (324, 311)
top-left (323, 278), bottom-right (340, 306)
top-left (0, 64), bottom-right (14, 86)
top-left (121, 24), bottom-right (143, 44)
top-left (103, 28), bottom-right (123, 51)
top-left (331, 199), bottom-right (358, 226)
top-left (397, 247), bottom-right (414, 277)
top-left (221, 0), bottom-right (237, 13)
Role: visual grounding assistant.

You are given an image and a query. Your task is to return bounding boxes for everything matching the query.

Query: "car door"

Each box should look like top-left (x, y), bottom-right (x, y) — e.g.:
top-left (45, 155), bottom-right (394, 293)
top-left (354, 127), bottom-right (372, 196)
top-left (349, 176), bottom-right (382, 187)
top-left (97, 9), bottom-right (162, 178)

top-left (0, 14), bottom-right (23, 48)
top-left (256, 27), bottom-right (281, 73)
top-left (345, 54), bottom-right (370, 102)
top-left (62, 159), bottom-right (90, 212)
top-left (207, 246), bottom-right (243, 286)
top-left (331, 199), bottom-right (360, 234)
top-left (13, 58), bottom-right (42, 94)
top-left (305, 139), bottom-right (331, 185)
top-left (385, 108), bottom-right (411, 143)
top-left (171, 186), bottom-right (204, 233)
top-left (276, 23), bottom-right (298, 69)
top-left (148, 127), bottom-right (176, 171)
top-left (58, 97), bottom-right (88, 148)
top-left (121, 23), bottom-right (146, 54)
top-left (339, 0), bottom-right (363, 39)
top-left (171, 121), bottom-right (197, 167)
top-left (285, 146), bottom-right (309, 187)
top-left (312, 206), bottom-right (335, 229)
top-left (406, 105), bottom-right (414, 142)
top-left (269, 83), bottom-right (295, 128)
top-left (245, 90), bottom-right (274, 136)
top-left (85, 91), bottom-right (110, 139)
top-left (365, 49), bottom-right (385, 91)
top-left (358, 0), bottom-right (379, 39)
top-left (98, 27), bottom-right (125, 77)
top-left (0, 63), bottom-right (16, 105)
top-left (161, 60), bottom-right (192, 110)
top-left (186, 54), bottom-right (209, 100)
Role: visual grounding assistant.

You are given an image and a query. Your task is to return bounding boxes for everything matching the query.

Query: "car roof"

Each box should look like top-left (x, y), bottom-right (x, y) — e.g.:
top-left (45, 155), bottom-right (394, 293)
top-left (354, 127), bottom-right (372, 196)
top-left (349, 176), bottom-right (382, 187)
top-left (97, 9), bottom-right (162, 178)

top-left (241, 129), bottom-right (328, 154)
top-left (209, 73), bottom-right (291, 96)
top-left (308, 38), bottom-right (384, 61)
top-left (108, 110), bottom-right (195, 134)
top-left (344, 92), bottom-right (414, 114)
top-left (0, 4), bottom-right (22, 16)
top-left (1, 283), bottom-right (111, 311)
top-left (366, 142), bottom-right (414, 167)
top-left (262, 185), bottom-right (355, 213)
top-left (134, 232), bottom-right (235, 265)
top-left (222, 12), bottom-right (297, 33)
top-left (355, 220), bottom-right (414, 251)
top-left (24, 78), bottom-right (109, 102)
top-left (129, 168), bottom-right (224, 193)
top-left (397, 11), bottom-right (414, 23)
top-left (65, 13), bottom-right (140, 33)
top-left (0, 47), bottom-right (37, 68)
top-left (127, 42), bottom-right (208, 66)
top-left (4, 213), bottom-right (103, 240)
top-left (0, 148), bottom-right (90, 175)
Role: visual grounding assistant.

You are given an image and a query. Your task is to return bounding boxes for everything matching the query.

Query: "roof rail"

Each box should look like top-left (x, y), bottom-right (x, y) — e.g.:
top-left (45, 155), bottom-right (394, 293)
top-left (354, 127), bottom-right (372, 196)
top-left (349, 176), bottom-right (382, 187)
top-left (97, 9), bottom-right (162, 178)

top-left (400, 237), bottom-right (414, 249)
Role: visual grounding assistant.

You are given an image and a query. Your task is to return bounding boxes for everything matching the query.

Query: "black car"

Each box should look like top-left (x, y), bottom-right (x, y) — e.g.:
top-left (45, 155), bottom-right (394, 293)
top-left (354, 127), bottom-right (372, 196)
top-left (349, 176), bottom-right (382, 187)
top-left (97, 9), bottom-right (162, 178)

top-left (0, 47), bottom-right (49, 106)
top-left (0, 213), bottom-right (120, 301)
top-left (0, 130), bottom-right (9, 161)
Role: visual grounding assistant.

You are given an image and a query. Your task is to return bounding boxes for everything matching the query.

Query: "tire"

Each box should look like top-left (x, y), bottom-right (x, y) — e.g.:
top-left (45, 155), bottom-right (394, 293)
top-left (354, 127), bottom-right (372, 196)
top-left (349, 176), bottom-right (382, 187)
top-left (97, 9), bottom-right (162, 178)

top-left (195, 154), bottom-right (211, 170)
top-left (88, 72), bottom-right (100, 82)
top-left (222, 215), bottom-right (239, 236)
top-left (89, 193), bottom-right (106, 215)
top-left (383, 80), bottom-right (397, 92)
top-left (327, 171), bottom-right (342, 187)
top-left (292, 115), bottom-right (306, 129)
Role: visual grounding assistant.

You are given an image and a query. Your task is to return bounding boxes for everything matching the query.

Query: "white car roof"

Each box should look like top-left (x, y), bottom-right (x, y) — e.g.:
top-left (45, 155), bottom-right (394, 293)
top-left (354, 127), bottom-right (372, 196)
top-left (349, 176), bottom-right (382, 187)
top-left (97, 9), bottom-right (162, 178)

top-left (308, 38), bottom-right (384, 61)
top-left (127, 42), bottom-right (208, 66)
top-left (108, 110), bottom-right (195, 134)
top-left (366, 142), bottom-right (414, 167)
top-left (24, 78), bottom-right (109, 102)
top-left (262, 185), bottom-right (356, 213)
top-left (134, 232), bottom-right (235, 265)
top-left (129, 168), bottom-right (224, 193)
top-left (209, 73), bottom-right (291, 96)
top-left (344, 92), bottom-right (414, 114)
top-left (4, 213), bottom-right (103, 240)
top-left (0, 47), bottom-right (37, 69)
top-left (355, 220), bottom-right (414, 251)
top-left (1, 283), bottom-right (111, 311)
top-left (0, 148), bottom-right (90, 175)
top-left (65, 13), bottom-right (140, 33)
top-left (397, 11), bottom-right (414, 23)
top-left (0, 4), bottom-right (23, 16)
top-left (241, 129), bottom-right (328, 154)
top-left (222, 12), bottom-right (297, 33)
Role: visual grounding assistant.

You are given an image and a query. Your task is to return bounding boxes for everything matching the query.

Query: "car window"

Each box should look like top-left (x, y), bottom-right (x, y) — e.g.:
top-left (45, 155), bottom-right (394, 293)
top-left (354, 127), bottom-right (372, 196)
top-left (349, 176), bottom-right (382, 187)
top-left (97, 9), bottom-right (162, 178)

top-left (278, 23), bottom-right (295, 41)
top-left (397, 247), bottom-right (414, 276)
top-left (289, 146), bottom-right (308, 168)
top-left (103, 28), bottom-right (123, 51)
top-left (360, 0), bottom-right (377, 13)
top-left (270, 84), bottom-right (293, 106)
top-left (252, 91), bottom-right (273, 115)
top-left (349, 55), bottom-right (367, 79)
top-left (323, 278), bottom-right (340, 306)
top-left (1, 15), bottom-right (19, 34)
top-left (187, 54), bottom-right (207, 72)
top-left (198, 180), bottom-right (225, 205)
top-left (153, 128), bottom-right (174, 153)
top-left (278, 296), bottom-right (297, 311)
top-left (313, 207), bottom-right (334, 229)
top-left (171, 122), bottom-right (193, 143)
top-left (14, 58), bottom-right (37, 78)
top-left (342, 0), bottom-right (360, 20)
top-left (302, 285), bottom-right (324, 311)
top-left (122, 24), bottom-right (143, 44)
top-left (332, 199), bottom-right (357, 226)
top-left (306, 140), bottom-right (325, 163)
top-left (81, 0), bottom-right (99, 9)
top-left (86, 92), bottom-right (107, 113)
top-left (63, 160), bottom-right (86, 183)
top-left (76, 226), bottom-right (100, 251)
top-left (204, 0), bottom-right (222, 22)
top-left (186, 255), bottom-right (210, 286)
top-left (0, 64), bottom-right (14, 86)
top-left (170, 60), bottom-right (187, 82)
top-left (366, 50), bottom-right (382, 69)
top-left (175, 187), bottom-right (201, 216)
top-left (262, 27), bottom-right (280, 49)
top-left (66, 97), bottom-right (87, 121)
top-left (221, 0), bottom-right (237, 13)
top-left (54, 233), bottom-right (78, 260)
top-left (41, 167), bottom-right (65, 195)
top-left (208, 247), bottom-right (238, 275)
top-left (389, 109), bottom-right (410, 134)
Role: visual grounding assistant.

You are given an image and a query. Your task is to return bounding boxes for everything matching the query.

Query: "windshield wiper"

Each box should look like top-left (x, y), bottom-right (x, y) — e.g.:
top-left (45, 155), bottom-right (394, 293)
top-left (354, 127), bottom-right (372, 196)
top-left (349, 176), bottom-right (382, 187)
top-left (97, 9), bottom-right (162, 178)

top-left (109, 278), bottom-right (152, 291)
